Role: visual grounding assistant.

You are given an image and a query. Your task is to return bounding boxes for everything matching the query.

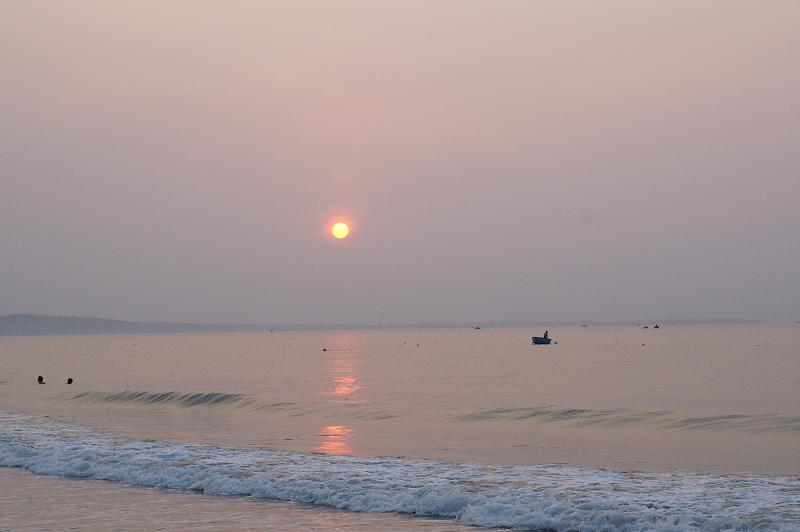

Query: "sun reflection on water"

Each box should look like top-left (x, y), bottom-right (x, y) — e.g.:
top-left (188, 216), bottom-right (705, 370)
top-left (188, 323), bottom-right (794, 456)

top-left (328, 374), bottom-right (362, 400)
top-left (314, 424), bottom-right (354, 455)
top-left (323, 339), bottom-right (365, 405)
top-left (315, 334), bottom-right (365, 455)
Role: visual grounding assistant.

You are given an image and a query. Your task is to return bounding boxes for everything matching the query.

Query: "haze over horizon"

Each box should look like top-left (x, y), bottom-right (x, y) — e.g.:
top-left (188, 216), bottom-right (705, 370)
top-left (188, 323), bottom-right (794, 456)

top-left (2, 1), bottom-right (799, 326)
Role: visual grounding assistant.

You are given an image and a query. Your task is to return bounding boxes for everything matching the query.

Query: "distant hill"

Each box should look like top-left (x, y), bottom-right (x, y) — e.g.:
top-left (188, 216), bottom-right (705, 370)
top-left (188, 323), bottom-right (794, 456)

top-left (0, 314), bottom-right (267, 336)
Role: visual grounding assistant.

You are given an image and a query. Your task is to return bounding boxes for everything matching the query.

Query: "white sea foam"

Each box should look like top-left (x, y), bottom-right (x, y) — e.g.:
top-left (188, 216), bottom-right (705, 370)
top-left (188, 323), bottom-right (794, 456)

top-left (1, 412), bottom-right (798, 531)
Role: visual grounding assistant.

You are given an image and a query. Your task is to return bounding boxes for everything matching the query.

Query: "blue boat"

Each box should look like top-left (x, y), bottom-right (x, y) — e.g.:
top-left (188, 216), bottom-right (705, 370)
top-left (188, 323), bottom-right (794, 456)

top-left (532, 330), bottom-right (552, 345)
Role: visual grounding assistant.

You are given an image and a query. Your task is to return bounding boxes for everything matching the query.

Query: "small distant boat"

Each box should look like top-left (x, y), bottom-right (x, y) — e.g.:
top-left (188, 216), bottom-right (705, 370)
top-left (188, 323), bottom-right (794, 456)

top-left (532, 330), bottom-right (552, 345)
top-left (653, 324), bottom-right (660, 329)
top-left (580, 324), bottom-right (589, 327)
top-left (642, 325), bottom-right (649, 329)
top-left (474, 326), bottom-right (481, 330)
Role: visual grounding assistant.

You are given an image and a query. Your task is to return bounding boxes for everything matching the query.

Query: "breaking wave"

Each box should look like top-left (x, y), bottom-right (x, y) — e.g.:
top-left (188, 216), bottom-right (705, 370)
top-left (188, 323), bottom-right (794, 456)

top-left (70, 390), bottom-right (257, 408)
top-left (67, 390), bottom-right (800, 434)
top-left (68, 389), bottom-right (800, 434)
top-left (67, 389), bottom-right (398, 420)
top-left (1, 412), bottom-right (799, 531)
top-left (460, 406), bottom-right (800, 433)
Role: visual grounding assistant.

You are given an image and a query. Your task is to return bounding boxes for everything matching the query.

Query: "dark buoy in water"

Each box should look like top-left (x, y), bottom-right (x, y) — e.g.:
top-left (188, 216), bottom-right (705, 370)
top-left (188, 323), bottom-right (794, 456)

top-left (67, 378), bottom-right (73, 384)
top-left (322, 348), bottom-right (327, 352)
top-left (37, 375), bottom-right (44, 384)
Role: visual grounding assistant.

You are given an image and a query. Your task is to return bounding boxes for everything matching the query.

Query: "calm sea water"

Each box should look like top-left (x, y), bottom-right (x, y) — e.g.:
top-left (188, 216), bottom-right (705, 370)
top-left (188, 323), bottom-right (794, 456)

top-left (1, 325), bottom-right (799, 530)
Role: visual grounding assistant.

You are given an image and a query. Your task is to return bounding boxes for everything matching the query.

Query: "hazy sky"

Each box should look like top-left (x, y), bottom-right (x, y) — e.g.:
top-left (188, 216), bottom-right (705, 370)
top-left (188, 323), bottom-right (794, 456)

top-left (2, 1), bottom-right (799, 325)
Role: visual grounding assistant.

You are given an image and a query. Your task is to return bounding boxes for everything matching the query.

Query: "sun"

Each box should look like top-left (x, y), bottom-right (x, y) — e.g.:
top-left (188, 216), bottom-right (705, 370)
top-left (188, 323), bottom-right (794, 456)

top-left (331, 222), bottom-right (350, 239)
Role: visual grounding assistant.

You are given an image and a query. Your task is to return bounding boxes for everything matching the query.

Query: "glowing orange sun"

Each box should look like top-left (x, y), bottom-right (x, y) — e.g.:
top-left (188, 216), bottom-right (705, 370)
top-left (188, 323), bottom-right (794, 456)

top-left (331, 222), bottom-right (350, 239)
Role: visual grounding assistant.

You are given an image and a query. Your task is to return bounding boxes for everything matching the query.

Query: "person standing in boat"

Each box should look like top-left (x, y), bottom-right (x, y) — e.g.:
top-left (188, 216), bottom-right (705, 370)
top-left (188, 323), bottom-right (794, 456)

top-left (544, 330), bottom-right (549, 339)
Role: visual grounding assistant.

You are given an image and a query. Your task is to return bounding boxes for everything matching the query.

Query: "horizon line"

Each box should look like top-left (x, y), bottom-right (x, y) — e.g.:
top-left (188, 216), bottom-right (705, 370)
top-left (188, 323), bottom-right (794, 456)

top-left (0, 312), bottom-right (766, 333)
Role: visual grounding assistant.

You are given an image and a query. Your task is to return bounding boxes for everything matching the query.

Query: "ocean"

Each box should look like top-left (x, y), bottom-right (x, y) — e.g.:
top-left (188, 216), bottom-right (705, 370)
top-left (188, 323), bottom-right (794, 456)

top-left (1, 325), bottom-right (799, 530)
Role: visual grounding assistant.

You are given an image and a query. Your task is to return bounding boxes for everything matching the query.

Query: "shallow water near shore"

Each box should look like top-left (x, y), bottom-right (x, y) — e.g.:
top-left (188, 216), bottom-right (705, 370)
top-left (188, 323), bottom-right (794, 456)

top-left (0, 467), bottom-right (473, 531)
top-left (1, 324), bottom-right (800, 529)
